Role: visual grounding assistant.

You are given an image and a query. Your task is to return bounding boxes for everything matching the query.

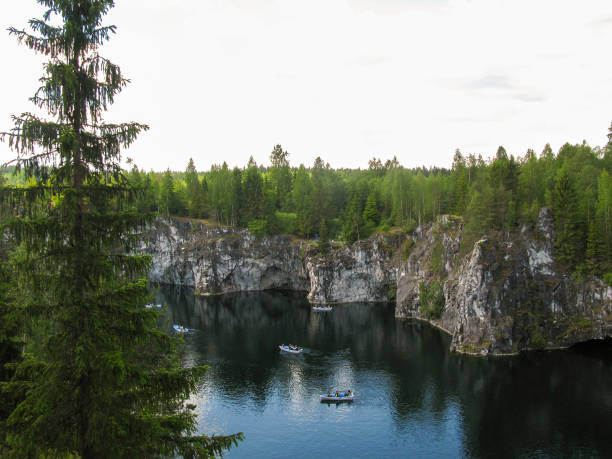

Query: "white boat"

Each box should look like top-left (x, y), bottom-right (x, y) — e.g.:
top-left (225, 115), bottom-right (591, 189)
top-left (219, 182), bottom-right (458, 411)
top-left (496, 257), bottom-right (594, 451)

top-left (279, 344), bottom-right (303, 354)
top-left (173, 324), bottom-right (189, 333)
top-left (320, 391), bottom-right (354, 402)
top-left (145, 303), bottom-right (162, 309)
top-left (312, 305), bottom-right (332, 311)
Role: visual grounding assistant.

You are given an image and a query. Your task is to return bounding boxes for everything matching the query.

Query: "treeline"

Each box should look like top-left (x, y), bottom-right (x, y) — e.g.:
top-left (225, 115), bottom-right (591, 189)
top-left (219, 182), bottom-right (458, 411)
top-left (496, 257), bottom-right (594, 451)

top-left (121, 130), bottom-right (612, 281)
top-left (7, 134), bottom-right (610, 280)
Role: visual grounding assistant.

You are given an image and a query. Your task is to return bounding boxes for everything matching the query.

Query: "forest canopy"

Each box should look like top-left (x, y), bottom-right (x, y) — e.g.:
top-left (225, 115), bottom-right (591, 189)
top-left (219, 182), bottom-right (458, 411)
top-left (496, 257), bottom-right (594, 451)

top-left (81, 133), bottom-right (612, 281)
top-left (5, 132), bottom-right (612, 281)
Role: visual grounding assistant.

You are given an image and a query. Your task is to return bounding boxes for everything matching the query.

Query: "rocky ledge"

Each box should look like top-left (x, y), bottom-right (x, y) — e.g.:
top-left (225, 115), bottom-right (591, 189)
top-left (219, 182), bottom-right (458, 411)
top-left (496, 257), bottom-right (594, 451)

top-left (141, 218), bottom-right (397, 303)
top-left (396, 210), bottom-right (612, 355)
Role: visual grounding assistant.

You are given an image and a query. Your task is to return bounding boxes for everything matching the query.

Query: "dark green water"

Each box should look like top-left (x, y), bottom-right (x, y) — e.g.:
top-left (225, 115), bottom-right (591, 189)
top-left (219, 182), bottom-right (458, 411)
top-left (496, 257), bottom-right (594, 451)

top-left (156, 286), bottom-right (612, 458)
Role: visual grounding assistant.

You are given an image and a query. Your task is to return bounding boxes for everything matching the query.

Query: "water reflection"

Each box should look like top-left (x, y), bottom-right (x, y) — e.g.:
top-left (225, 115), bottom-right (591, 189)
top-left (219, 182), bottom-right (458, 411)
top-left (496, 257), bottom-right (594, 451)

top-left (156, 285), bottom-right (612, 458)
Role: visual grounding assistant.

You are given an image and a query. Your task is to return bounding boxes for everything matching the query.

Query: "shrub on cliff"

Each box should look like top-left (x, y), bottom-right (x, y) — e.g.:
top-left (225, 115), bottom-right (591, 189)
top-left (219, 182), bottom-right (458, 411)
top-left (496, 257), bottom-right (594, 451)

top-left (419, 281), bottom-right (445, 319)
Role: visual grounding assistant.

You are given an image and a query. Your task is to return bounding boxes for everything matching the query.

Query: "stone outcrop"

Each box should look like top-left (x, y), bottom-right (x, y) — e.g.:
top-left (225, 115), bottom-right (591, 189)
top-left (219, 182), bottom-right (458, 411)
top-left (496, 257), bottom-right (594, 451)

top-left (141, 219), bottom-right (396, 303)
top-left (395, 209), bottom-right (612, 355)
top-left (143, 212), bottom-right (611, 355)
top-left (142, 219), bottom-right (309, 295)
top-left (305, 237), bottom-right (398, 304)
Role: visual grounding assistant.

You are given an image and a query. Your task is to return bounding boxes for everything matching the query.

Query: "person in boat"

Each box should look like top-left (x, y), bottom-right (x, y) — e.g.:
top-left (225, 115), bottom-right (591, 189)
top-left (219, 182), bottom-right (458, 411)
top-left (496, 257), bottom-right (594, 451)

top-left (346, 390), bottom-right (351, 397)
top-left (327, 391), bottom-right (331, 397)
top-left (335, 390), bottom-right (339, 397)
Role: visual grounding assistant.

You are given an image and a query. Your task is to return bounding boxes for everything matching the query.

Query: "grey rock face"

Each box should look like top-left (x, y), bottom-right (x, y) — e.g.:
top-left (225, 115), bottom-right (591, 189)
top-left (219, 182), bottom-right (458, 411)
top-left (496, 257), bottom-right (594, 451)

top-left (143, 212), bottom-right (611, 355)
top-left (142, 219), bottom-right (396, 303)
top-left (306, 238), bottom-right (397, 304)
top-left (395, 209), bottom-right (612, 355)
top-left (142, 219), bottom-right (310, 294)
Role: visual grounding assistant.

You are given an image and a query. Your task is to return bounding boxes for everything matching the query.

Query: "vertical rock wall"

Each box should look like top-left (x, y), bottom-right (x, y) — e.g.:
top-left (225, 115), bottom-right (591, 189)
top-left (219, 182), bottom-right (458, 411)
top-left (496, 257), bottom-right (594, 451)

top-left (142, 213), bottom-right (611, 355)
top-left (395, 210), bottom-right (612, 355)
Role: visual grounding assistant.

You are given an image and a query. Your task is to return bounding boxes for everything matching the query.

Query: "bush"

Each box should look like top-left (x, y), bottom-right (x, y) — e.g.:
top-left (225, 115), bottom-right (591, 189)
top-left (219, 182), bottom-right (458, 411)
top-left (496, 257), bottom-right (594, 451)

top-left (248, 219), bottom-right (267, 238)
top-left (529, 329), bottom-right (546, 350)
top-left (418, 281), bottom-right (445, 319)
top-left (603, 272), bottom-right (612, 286)
top-left (275, 212), bottom-right (297, 235)
top-left (402, 239), bottom-right (414, 260)
top-left (429, 239), bottom-right (445, 277)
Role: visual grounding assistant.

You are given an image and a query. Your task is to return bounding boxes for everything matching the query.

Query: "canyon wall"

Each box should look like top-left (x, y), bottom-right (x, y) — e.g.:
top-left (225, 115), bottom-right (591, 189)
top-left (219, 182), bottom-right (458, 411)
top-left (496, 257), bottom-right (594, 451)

top-left (143, 212), bottom-right (612, 355)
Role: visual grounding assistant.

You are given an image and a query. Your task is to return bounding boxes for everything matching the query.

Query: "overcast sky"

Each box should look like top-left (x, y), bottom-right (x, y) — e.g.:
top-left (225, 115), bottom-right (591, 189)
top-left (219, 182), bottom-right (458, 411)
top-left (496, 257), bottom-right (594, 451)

top-left (2, 0), bottom-right (612, 172)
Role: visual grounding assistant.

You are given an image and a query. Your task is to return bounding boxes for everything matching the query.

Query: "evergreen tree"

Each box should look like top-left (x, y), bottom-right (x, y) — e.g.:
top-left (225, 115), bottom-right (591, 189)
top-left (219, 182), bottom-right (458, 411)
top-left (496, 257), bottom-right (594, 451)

top-left (362, 190), bottom-right (379, 226)
top-left (229, 167), bottom-right (243, 226)
top-left (242, 164), bottom-right (263, 224)
top-left (292, 165), bottom-right (313, 237)
top-left (269, 144), bottom-right (292, 211)
top-left (185, 158), bottom-right (205, 217)
top-left (585, 222), bottom-right (599, 275)
top-left (343, 184), bottom-right (367, 243)
top-left (309, 157), bottom-right (328, 235)
top-left (208, 162), bottom-right (232, 225)
top-left (160, 169), bottom-right (179, 215)
top-left (596, 169), bottom-right (612, 274)
top-left (454, 173), bottom-right (468, 215)
top-left (0, 246), bottom-right (24, 451)
top-left (0, 2), bottom-right (241, 457)
top-left (318, 218), bottom-right (330, 254)
top-left (552, 170), bottom-right (581, 269)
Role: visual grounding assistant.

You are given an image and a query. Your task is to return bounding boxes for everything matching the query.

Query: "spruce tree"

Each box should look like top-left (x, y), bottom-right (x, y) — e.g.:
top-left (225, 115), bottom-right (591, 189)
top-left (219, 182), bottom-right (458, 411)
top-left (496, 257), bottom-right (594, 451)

top-left (596, 170), bottom-right (612, 274)
top-left (160, 168), bottom-right (178, 215)
top-left (292, 165), bottom-right (313, 237)
top-left (243, 164), bottom-right (263, 224)
top-left (552, 170), bottom-right (581, 269)
top-left (0, 245), bottom-right (24, 453)
top-left (362, 191), bottom-right (379, 226)
top-left (0, 1), bottom-right (242, 457)
top-left (269, 144), bottom-right (292, 211)
top-left (229, 167), bottom-right (243, 226)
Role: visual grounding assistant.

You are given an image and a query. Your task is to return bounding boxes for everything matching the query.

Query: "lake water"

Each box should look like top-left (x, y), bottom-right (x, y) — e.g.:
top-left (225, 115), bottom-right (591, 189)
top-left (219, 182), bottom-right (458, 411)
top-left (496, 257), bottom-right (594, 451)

top-left (156, 286), bottom-right (612, 458)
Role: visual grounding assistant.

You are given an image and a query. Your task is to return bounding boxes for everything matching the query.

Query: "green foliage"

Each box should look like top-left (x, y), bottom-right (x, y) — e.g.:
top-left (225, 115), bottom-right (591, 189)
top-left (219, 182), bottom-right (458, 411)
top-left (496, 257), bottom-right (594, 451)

top-left (243, 165), bottom-right (264, 224)
top-left (276, 212), bottom-right (297, 234)
top-left (402, 238), bottom-right (414, 259)
top-left (387, 284), bottom-right (397, 301)
top-left (160, 169), bottom-right (183, 215)
top-left (362, 191), bottom-right (379, 226)
top-left (318, 218), bottom-right (330, 254)
top-left (562, 317), bottom-right (593, 339)
top-left (0, 248), bottom-right (24, 451)
top-left (185, 158), bottom-right (207, 218)
top-left (269, 145), bottom-right (292, 211)
top-left (529, 329), bottom-right (546, 350)
top-left (0, 2), bottom-right (241, 457)
top-left (116, 127), bottom-right (612, 281)
top-left (552, 169), bottom-right (582, 270)
top-left (418, 281), bottom-right (445, 319)
top-left (248, 219), bottom-right (267, 238)
top-left (429, 238), bottom-right (445, 277)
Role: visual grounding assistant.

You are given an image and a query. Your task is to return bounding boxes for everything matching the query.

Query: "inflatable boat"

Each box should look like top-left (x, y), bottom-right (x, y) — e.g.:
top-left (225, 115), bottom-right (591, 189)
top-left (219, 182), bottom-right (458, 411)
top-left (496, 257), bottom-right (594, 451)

top-left (320, 392), bottom-right (354, 402)
top-left (279, 345), bottom-right (303, 354)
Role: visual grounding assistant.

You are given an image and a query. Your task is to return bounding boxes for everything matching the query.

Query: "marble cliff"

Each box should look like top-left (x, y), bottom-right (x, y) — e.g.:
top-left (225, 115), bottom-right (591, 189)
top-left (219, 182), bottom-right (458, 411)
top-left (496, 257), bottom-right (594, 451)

top-left (142, 211), bottom-right (611, 355)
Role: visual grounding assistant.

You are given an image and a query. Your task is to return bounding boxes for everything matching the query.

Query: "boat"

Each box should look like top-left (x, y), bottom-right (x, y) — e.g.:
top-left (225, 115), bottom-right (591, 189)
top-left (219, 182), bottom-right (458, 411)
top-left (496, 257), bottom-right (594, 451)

top-left (320, 391), bottom-right (354, 402)
top-left (312, 305), bottom-right (332, 311)
top-left (279, 344), bottom-right (303, 354)
top-left (145, 303), bottom-right (162, 309)
top-left (173, 324), bottom-right (190, 333)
